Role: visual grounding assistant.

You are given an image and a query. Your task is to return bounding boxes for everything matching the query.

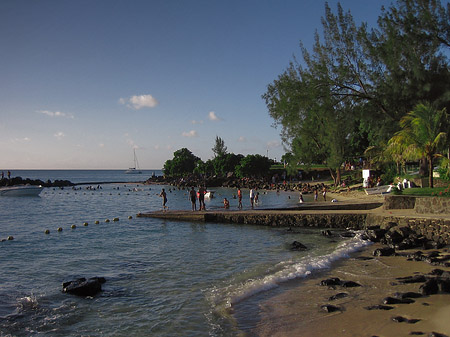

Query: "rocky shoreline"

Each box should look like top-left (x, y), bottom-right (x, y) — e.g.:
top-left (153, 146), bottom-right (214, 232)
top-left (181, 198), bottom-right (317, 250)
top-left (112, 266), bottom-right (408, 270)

top-left (0, 176), bottom-right (74, 188)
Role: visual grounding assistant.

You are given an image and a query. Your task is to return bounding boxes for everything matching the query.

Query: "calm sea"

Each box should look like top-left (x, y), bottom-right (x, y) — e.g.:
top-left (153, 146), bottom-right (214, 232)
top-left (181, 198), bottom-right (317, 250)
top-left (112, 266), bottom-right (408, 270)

top-left (0, 170), bottom-right (369, 336)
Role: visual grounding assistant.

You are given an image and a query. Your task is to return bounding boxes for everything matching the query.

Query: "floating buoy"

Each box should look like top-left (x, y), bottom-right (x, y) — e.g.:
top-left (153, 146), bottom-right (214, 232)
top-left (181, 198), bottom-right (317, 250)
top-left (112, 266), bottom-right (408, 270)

top-left (71, 224), bottom-right (76, 229)
top-left (83, 222), bottom-right (88, 226)
top-left (105, 219), bottom-right (110, 223)
top-left (45, 229), bottom-right (50, 234)
top-left (57, 227), bottom-right (63, 232)
top-left (94, 220), bottom-right (99, 224)
top-left (113, 217), bottom-right (119, 222)
top-left (7, 236), bottom-right (14, 240)
top-left (128, 216), bottom-right (133, 219)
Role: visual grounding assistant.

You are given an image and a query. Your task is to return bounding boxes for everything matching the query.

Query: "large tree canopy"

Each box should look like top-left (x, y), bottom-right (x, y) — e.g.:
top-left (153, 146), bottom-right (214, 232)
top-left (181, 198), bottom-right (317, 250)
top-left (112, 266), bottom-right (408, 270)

top-left (263, 0), bottom-right (449, 185)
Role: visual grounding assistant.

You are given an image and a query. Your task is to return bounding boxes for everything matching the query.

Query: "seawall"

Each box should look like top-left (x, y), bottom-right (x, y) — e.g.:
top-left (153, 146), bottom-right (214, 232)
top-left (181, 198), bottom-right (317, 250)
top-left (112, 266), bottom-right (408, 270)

top-left (137, 196), bottom-right (450, 244)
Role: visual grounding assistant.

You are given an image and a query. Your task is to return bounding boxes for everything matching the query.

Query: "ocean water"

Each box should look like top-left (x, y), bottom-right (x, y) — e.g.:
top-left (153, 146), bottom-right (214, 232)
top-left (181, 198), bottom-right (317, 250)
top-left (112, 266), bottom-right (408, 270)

top-left (0, 170), bottom-right (370, 336)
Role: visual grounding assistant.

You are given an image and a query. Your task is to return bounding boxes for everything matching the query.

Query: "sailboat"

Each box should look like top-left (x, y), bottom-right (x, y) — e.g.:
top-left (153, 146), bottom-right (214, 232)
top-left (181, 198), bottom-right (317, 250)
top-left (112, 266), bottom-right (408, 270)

top-left (125, 149), bottom-right (142, 174)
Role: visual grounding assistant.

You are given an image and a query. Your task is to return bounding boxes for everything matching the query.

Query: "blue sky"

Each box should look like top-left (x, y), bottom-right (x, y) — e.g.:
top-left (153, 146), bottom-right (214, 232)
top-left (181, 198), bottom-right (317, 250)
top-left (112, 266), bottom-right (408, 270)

top-left (0, 0), bottom-right (392, 169)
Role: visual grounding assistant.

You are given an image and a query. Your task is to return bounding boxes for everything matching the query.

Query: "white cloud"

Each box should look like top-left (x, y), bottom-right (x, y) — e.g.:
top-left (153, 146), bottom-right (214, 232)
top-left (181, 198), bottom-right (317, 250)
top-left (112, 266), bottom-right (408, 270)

top-left (37, 110), bottom-right (74, 119)
top-left (54, 131), bottom-right (65, 139)
top-left (126, 138), bottom-right (139, 149)
top-left (11, 137), bottom-right (31, 143)
top-left (191, 120), bottom-right (203, 125)
top-left (208, 111), bottom-right (221, 121)
top-left (119, 94), bottom-right (159, 110)
top-left (238, 136), bottom-right (246, 142)
top-left (182, 130), bottom-right (198, 138)
top-left (267, 140), bottom-right (281, 149)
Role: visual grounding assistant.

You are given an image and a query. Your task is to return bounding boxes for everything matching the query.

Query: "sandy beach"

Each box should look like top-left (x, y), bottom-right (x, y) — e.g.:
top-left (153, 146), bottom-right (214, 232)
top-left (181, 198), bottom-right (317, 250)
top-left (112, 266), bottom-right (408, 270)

top-left (252, 242), bottom-right (450, 337)
top-left (251, 190), bottom-right (450, 337)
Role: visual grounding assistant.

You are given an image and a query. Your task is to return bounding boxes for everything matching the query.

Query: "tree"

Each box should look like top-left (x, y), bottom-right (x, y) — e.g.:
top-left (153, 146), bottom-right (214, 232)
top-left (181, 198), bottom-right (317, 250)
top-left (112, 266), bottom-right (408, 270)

top-left (388, 103), bottom-right (448, 188)
top-left (364, 0), bottom-right (450, 129)
top-left (163, 148), bottom-right (201, 177)
top-left (212, 153), bottom-right (243, 177)
top-left (212, 136), bottom-right (227, 158)
top-left (235, 154), bottom-right (272, 179)
top-left (263, 3), bottom-right (362, 185)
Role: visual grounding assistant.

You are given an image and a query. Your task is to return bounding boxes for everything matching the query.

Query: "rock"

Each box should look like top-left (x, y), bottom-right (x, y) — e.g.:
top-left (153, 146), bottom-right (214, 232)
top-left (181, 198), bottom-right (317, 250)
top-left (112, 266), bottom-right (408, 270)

top-left (396, 275), bottom-right (427, 284)
top-left (383, 296), bottom-right (415, 304)
top-left (393, 292), bottom-right (423, 299)
top-left (364, 305), bottom-right (394, 310)
top-left (373, 247), bottom-right (395, 256)
top-left (290, 241), bottom-right (307, 251)
top-left (321, 230), bottom-right (333, 236)
top-left (321, 304), bottom-right (341, 313)
top-left (320, 278), bottom-right (341, 286)
top-left (365, 228), bottom-right (386, 242)
top-left (62, 277), bottom-right (106, 297)
top-left (384, 230), bottom-right (404, 245)
top-left (409, 332), bottom-right (425, 335)
top-left (341, 281), bottom-right (361, 288)
top-left (328, 292), bottom-right (348, 301)
top-left (340, 232), bottom-right (355, 238)
top-left (392, 316), bottom-right (407, 322)
top-left (429, 332), bottom-right (449, 337)
top-left (438, 278), bottom-right (450, 293)
top-left (420, 279), bottom-right (439, 295)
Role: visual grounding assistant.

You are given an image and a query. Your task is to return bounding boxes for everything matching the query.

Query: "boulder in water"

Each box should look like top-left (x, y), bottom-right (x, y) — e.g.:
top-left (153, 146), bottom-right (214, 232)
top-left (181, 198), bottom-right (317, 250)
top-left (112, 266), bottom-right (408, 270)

top-left (62, 277), bottom-right (106, 297)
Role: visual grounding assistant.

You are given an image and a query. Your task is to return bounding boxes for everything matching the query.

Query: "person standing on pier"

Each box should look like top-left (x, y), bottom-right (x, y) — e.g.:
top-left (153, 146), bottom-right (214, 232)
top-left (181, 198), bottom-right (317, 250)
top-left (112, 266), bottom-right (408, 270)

top-left (189, 187), bottom-right (197, 211)
top-left (249, 188), bottom-right (255, 209)
top-left (159, 188), bottom-right (168, 211)
top-left (198, 185), bottom-right (206, 210)
top-left (237, 187), bottom-right (243, 209)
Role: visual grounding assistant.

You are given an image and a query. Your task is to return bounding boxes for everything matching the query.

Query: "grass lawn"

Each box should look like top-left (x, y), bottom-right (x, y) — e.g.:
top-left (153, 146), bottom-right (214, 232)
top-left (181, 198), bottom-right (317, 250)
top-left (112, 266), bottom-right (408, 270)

top-left (401, 186), bottom-right (450, 197)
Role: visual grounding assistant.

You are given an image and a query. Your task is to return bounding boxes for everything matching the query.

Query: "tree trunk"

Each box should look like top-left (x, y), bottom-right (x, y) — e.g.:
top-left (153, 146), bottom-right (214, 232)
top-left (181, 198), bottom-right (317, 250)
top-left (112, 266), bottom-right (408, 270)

top-left (428, 155), bottom-right (433, 188)
top-left (335, 167), bottom-right (341, 187)
top-left (419, 157), bottom-right (428, 176)
top-left (329, 168), bottom-right (336, 186)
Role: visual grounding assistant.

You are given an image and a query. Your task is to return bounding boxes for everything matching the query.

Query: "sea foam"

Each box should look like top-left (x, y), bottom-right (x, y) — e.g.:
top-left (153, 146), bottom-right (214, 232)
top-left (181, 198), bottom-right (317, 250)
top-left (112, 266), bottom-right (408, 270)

top-left (211, 232), bottom-right (372, 309)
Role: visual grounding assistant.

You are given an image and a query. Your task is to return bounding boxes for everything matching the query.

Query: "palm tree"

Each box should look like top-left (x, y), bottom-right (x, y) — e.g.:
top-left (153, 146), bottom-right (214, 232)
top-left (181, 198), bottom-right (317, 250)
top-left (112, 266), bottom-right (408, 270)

top-left (388, 103), bottom-right (448, 188)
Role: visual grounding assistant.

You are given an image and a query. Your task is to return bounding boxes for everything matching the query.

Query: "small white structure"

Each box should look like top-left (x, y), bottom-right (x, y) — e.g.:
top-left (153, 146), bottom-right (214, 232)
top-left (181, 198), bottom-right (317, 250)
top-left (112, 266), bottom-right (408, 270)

top-left (362, 169), bottom-right (371, 188)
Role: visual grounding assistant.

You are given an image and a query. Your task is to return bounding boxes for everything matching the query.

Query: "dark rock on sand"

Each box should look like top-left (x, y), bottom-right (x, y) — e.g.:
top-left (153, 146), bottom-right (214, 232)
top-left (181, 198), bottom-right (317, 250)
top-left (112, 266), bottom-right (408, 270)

top-left (290, 241), bottom-right (308, 251)
top-left (396, 275), bottom-right (427, 284)
top-left (391, 316), bottom-right (421, 324)
top-left (383, 296), bottom-right (415, 304)
top-left (364, 305), bottom-right (394, 310)
top-left (63, 277), bottom-right (106, 297)
top-left (321, 304), bottom-right (341, 313)
top-left (438, 277), bottom-right (450, 293)
top-left (420, 279), bottom-right (439, 295)
top-left (393, 291), bottom-right (423, 299)
top-left (429, 332), bottom-right (449, 337)
top-left (341, 281), bottom-right (361, 288)
top-left (365, 228), bottom-right (387, 242)
top-left (320, 278), bottom-right (341, 286)
top-left (373, 247), bottom-right (395, 256)
top-left (409, 332), bottom-right (425, 335)
top-left (328, 292), bottom-right (348, 301)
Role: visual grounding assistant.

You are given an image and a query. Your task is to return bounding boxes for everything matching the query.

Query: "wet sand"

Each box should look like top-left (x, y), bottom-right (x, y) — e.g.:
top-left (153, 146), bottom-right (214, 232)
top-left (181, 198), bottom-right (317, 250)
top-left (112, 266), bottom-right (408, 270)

top-left (253, 243), bottom-right (450, 337)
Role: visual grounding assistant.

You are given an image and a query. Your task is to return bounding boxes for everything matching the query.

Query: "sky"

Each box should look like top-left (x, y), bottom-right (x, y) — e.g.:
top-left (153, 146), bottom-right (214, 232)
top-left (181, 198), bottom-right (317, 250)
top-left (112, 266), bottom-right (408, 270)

top-left (0, 0), bottom-right (393, 169)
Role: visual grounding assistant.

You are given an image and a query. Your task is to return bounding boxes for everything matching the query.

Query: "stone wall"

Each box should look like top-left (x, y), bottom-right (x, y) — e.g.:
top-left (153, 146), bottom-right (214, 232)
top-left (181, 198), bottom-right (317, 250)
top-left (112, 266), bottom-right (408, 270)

top-left (205, 212), bottom-right (367, 230)
top-left (383, 195), bottom-right (416, 210)
top-left (415, 197), bottom-right (450, 214)
top-left (406, 218), bottom-right (450, 245)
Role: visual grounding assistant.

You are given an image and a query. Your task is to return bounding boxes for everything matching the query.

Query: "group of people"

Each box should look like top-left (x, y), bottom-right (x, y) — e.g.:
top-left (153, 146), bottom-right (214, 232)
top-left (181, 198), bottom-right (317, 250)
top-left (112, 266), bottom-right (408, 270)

top-left (1, 171), bottom-right (11, 180)
top-left (157, 186), bottom-right (260, 211)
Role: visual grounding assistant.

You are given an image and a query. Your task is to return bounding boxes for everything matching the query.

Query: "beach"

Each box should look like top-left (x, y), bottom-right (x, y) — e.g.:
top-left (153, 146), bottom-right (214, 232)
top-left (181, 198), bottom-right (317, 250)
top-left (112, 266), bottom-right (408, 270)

top-left (251, 189), bottom-right (450, 337)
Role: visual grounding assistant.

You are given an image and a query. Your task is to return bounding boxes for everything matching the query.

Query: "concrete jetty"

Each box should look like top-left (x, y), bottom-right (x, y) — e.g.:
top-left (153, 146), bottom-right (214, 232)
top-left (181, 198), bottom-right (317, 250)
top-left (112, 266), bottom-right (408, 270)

top-left (137, 195), bottom-right (450, 244)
